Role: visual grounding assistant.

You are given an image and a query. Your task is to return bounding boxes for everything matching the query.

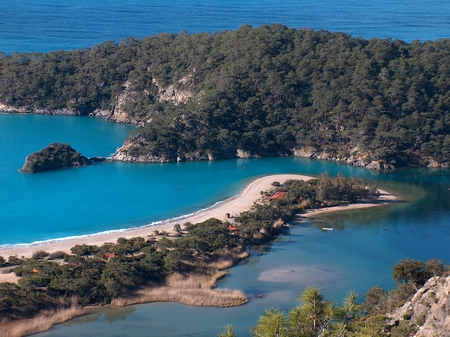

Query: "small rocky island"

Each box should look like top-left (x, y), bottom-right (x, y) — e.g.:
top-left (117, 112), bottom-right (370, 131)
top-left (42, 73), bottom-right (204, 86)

top-left (20, 143), bottom-right (92, 173)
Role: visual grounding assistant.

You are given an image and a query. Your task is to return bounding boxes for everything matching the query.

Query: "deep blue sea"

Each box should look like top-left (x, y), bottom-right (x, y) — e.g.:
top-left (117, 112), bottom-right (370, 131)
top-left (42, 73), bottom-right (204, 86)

top-left (1, 0), bottom-right (450, 54)
top-left (1, 1), bottom-right (450, 336)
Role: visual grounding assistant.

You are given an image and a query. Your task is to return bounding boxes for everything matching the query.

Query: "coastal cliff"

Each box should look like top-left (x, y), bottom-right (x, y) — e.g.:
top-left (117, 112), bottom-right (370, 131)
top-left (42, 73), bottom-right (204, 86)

top-left (20, 143), bottom-right (91, 173)
top-left (389, 276), bottom-right (450, 337)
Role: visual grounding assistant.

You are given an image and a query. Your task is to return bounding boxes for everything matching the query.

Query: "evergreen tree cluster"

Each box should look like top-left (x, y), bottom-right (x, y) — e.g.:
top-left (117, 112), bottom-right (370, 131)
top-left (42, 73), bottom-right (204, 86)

top-left (1, 25), bottom-right (450, 166)
top-left (19, 142), bottom-right (91, 173)
top-left (0, 225), bottom-right (240, 320)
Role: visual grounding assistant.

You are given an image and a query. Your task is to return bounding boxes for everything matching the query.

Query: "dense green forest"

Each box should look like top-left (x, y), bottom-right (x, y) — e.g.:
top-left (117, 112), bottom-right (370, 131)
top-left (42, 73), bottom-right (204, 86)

top-left (1, 25), bottom-right (450, 168)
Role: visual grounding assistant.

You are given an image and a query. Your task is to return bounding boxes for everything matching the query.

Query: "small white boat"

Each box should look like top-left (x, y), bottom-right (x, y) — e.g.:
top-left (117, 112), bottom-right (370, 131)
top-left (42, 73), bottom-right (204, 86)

top-left (322, 227), bottom-right (334, 231)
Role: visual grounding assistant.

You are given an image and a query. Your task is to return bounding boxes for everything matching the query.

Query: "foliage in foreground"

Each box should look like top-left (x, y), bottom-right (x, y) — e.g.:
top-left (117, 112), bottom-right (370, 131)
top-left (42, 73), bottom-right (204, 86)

top-left (218, 258), bottom-right (449, 337)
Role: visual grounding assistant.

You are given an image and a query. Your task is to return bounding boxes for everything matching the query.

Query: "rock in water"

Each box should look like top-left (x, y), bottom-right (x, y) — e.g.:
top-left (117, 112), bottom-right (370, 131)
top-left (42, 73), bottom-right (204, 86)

top-left (20, 143), bottom-right (91, 173)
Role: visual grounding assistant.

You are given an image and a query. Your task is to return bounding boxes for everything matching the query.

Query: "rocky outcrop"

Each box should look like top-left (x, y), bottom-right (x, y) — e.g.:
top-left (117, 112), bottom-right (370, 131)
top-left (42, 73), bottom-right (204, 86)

top-left (153, 75), bottom-right (197, 105)
top-left (0, 103), bottom-right (81, 116)
top-left (426, 157), bottom-right (450, 169)
top-left (389, 276), bottom-right (450, 337)
top-left (20, 143), bottom-right (91, 173)
top-left (236, 149), bottom-right (261, 159)
top-left (88, 76), bottom-right (198, 126)
top-left (293, 146), bottom-right (395, 170)
top-left (1, 81), bottom-right (153, 126)
top-left (111, 141), bottom-right (217, 163)
top-left (111, 140), bottom-right (266, 163)
top-left (88, 81), bottom-right (149, 126)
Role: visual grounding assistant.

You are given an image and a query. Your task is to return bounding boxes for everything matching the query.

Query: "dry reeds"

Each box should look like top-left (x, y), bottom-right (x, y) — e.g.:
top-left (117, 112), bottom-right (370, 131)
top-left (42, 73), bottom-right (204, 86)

top-left (1, 239), bottom-right (251, 336)
top-left (167, 270), bottom-right (227, 289)
top-left (111, 271), bottom-right (248, 308)
top-left (1, 304), bottom-right (84, 337)
top-left (209, 250), bottom-right (250, 270)
top-left (112, 286), bottom-right (247, 308)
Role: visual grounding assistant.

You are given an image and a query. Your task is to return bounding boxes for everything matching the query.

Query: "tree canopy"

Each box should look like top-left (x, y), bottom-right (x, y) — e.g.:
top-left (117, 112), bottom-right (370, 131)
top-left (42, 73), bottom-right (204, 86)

top-left (1, 25), bottom-right (450, 168)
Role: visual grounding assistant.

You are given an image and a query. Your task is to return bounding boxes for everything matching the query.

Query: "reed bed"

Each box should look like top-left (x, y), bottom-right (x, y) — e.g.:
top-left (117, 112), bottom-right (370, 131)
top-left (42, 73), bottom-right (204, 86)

top-left (111, 270), bottom-right (248, 308)
top-left (209, 250), bottom-right (250, 270)
top-left (1, 244), bottom-right (251, 335)
top-left (169, 269), bottom-right (229, 289)
top-left (112, 286), bottom-right (247, 308)
top-left (1, 305), bottom-right (84, 337)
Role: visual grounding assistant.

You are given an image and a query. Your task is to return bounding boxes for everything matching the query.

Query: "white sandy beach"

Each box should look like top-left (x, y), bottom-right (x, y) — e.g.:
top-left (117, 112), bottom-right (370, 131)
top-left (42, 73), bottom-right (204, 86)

top-left (0, 174), bottom-right (396, 262)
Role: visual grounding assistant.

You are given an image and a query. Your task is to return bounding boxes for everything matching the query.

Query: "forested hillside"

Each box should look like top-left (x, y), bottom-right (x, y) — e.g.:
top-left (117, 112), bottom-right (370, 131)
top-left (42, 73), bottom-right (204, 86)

top-left (1, 25), bottom-right (450, 168)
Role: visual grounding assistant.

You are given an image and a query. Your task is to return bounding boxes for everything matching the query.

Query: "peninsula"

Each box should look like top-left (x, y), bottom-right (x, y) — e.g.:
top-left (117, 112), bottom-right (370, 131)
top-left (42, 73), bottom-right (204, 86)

top-left (0, 174), bottom-right (394, 259)
top-left (0, 173), bottom-right (397, 337)
top-left (1, 26), bottom-right (450, 169)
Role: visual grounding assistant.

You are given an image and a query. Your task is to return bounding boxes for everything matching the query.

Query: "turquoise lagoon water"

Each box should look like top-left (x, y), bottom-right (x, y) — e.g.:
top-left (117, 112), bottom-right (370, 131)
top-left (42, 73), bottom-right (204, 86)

top-left (32, 170), bottom-right (450, 337)
top-left (0, 113), bottom-right (383, 246)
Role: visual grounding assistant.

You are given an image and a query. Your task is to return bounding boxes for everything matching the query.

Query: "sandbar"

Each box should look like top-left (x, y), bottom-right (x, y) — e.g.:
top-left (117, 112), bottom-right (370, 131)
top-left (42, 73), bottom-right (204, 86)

top-left (0, 174), bottom-right (396, 261)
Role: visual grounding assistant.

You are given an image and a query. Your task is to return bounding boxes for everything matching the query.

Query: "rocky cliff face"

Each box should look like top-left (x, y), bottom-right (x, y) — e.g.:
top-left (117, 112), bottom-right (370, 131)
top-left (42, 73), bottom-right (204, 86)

top-left (110, 140), bottom-right (263, 163)
top-left (3, 82), bottom-right (448, 170)
top-left (0, 103), bottom-right (81, 116)
top-left (152, 74), bottom-right (197, 105)
top-left (389, 276), bottom-right (450, 337)
top-left (89, 76), bottom-right (198, 126)
top-left (293, 146), bottom-right (396, 170)
top-left (111, 141), bottom-right (217, 163)
top-left (292, 146), bottom-right (449, 170)
top-left (88, 81), bottom-right (149, 126)
top-left (20, 143), bottom-right (91, 173)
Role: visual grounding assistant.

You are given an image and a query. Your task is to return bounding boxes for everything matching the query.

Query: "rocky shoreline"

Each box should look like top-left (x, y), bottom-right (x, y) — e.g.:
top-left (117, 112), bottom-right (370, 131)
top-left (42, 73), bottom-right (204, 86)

top-left (3, 104), bottom-right (448, 170)
top-left (111, 141), bottom-right (448, 170)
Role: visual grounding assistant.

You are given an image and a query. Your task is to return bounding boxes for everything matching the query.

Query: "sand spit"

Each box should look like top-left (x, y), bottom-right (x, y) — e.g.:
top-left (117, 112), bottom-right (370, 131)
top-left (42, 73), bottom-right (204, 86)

top-left (0, 174), bottom-right (396, 262)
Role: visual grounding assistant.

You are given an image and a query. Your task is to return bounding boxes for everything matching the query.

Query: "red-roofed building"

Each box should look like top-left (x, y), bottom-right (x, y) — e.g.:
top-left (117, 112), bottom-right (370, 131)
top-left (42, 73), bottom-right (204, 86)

top-left (228, 225), bottom-right (239, 232)
top-left (269, 191), bottom-right (287, 200)
top-left (103, 252), bottom-right (115, 261)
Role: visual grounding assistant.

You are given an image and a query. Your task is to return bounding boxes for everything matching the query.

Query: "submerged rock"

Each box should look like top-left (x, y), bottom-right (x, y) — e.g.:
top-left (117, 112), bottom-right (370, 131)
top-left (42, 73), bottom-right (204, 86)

top-left (20, 143), bottom-right (91, 173)
top-left (89, 156), bottom-right (107, 163)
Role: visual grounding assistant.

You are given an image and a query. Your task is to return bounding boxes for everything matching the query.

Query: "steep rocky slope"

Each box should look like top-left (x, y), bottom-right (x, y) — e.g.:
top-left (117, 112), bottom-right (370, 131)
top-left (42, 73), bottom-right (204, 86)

top-left (390, 276), bottom-right (450, 337)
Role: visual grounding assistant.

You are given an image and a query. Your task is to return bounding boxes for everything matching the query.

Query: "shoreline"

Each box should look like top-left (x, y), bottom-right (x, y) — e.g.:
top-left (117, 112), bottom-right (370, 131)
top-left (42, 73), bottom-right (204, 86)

top-left (0, 174), bottom-right (396, 260)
